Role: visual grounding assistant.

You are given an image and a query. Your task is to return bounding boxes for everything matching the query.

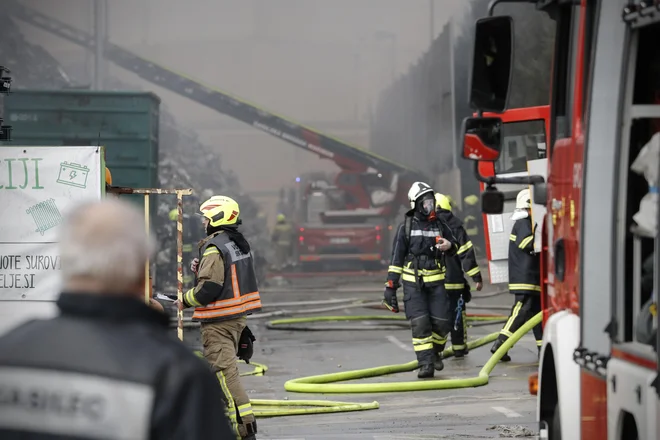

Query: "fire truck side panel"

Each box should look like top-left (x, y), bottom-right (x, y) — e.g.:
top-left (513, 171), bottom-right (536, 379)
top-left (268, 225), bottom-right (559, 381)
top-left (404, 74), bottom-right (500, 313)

top-left (580, 370), bottom-right (608, 440)
top-left (538, 310), bottom-right (581, 439)
top-left (607, 357), bottom-right (657, 439)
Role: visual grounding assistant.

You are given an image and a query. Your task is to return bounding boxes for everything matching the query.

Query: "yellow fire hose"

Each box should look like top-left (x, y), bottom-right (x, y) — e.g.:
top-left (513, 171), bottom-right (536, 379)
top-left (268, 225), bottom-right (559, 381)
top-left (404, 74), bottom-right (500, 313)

top-left (186, 312), bottom-right (541, 417)
top-left (283, 311), bottom-right (542, 394)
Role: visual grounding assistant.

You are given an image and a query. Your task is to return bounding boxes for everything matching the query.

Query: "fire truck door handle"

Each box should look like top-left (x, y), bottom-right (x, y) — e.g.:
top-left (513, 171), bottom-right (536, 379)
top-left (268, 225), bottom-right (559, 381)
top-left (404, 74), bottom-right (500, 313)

top-left (553, 239), bottom-right (566, 282)
top-left (635, 385), bottom-right (642, 404)
top-left (611, 375), bottom-right (617, 392)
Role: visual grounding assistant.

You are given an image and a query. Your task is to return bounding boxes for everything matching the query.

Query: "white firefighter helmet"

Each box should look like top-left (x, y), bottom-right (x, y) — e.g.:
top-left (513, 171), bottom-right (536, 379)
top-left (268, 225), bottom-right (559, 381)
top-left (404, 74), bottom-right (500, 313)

top-left (407, 181), bottom-right (434, 209)
top-left (511, 188), bottom-right (531, 220)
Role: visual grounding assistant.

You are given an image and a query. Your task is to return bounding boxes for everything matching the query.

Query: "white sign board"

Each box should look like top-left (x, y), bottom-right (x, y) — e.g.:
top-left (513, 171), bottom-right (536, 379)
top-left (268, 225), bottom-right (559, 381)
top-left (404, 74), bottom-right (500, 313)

top-left (0, 146), bottom-right (104, 301)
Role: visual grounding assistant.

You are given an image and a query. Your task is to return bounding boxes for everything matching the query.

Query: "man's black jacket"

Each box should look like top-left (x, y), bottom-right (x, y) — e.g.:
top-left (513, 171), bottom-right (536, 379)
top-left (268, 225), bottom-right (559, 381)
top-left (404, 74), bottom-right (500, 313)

top-left (0, 292), bottom-right (236, 440)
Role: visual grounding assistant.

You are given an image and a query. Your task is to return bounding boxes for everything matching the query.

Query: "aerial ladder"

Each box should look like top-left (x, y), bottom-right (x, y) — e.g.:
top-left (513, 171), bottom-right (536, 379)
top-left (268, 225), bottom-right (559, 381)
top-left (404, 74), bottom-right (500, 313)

top-left (5, 1), bottom-right (426, 218)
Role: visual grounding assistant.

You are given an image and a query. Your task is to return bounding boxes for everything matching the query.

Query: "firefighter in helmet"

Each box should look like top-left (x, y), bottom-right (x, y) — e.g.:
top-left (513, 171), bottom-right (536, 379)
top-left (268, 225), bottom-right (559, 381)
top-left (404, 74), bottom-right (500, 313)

top-left (271, 213), bottom-right (294, 271)
top-left (490, 188), bottom-right (543, 361)
top-left (174, 195), bottom-right (261, 439)
top-left (435, 193), bottom-right (483, 358)
top-left (383, 182), bottom-right (459, 378)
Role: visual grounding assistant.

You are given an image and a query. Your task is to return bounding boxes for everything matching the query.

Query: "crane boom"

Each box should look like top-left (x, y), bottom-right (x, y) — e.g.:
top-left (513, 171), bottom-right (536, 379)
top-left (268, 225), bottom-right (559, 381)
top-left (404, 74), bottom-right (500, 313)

top-left (6, 1), bottom-right (423, 184)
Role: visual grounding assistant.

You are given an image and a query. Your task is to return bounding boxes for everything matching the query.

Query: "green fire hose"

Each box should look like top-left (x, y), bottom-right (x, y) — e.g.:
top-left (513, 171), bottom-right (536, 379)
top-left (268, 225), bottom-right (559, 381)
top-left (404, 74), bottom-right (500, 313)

top-left (190, 312), bottom-right (541, 418)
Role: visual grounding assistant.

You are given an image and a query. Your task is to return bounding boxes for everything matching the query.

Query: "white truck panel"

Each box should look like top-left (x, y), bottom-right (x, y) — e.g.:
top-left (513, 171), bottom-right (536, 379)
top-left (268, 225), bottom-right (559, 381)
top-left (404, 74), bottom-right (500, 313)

top-left (538, 311), bottom-right (581, 440)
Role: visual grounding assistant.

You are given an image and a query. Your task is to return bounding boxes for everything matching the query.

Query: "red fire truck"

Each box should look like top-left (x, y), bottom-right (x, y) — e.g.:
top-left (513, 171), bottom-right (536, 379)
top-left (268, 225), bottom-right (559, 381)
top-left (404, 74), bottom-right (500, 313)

top-left (460, 1), bottom-right (660, 439)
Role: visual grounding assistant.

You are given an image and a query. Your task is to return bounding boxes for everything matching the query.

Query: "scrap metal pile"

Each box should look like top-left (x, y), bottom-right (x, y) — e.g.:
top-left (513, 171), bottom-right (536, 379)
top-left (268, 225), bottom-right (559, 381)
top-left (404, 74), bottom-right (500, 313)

top-left (0, 15), bottom-right (269, 292)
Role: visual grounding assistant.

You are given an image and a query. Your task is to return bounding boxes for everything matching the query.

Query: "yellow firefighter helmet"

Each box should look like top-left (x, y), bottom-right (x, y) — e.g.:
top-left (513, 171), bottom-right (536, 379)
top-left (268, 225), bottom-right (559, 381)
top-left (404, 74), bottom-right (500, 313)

top-left (199, 195), bottom-right (240, 227)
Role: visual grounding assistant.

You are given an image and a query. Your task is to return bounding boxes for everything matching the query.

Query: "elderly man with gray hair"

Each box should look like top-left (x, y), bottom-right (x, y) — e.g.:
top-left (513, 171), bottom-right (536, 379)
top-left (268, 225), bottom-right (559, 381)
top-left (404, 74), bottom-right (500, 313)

top-left (0, 198), bottom-right (236, 439)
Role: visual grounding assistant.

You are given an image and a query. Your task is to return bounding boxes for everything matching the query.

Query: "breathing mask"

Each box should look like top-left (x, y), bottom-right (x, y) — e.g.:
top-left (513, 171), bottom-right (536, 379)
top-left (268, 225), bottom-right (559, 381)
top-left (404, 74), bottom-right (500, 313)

top-left (417, 194), bottom-right (435, 216)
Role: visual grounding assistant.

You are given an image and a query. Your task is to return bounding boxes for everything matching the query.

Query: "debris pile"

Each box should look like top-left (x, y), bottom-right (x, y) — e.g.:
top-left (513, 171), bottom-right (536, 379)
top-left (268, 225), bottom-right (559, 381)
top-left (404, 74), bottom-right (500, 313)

top-left (0, 15), bottom-right (269, 292)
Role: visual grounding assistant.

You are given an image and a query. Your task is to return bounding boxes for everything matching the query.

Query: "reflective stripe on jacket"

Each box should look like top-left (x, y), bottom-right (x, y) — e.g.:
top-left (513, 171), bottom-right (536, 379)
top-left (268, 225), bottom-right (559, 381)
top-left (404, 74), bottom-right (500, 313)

top-left (386, 212), bottom-right (457, 288)
top-left (192, 232), bottom-right (262, 322)
top-left (437, 209), bottom-right (482, 290)
top-left (508, 217), bottom-right (541, 294)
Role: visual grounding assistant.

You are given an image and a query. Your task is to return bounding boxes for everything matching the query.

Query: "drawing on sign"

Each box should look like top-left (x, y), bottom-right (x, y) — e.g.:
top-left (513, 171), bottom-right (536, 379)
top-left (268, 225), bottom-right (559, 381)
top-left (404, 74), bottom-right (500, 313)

top-left (57, 162), bottom-right (89, 189)
top-left (26, 198), bottom-right (62, 236)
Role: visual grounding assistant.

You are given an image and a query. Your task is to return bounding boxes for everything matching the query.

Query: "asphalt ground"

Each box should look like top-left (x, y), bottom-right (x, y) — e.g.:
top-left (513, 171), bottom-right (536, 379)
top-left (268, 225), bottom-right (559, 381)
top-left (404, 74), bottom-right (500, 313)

top-left (167, 275), bottom-right (540, 439)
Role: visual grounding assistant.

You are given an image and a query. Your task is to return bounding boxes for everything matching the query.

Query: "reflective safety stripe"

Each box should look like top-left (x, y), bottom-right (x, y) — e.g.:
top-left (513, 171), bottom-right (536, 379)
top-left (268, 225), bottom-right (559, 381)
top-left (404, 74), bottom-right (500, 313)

top-left (466, 266), bottom-right (480, 277)
top-left (465, 227), bottom-right (478, 236)
top-left (510, 234), bottom-right (517, 241)
top-left (509, 283), bottom-right (541, 292)
top-left (431, 332), bottom-right (447, 345)
top-left (410, 229), bottom-right (441, 237)
top-left (412, 336), bottom-right (433, 351)
top-left (183, 275), bottom-right (194, 284)
top-left (502, 302), bottom-right (522, 336)
top-left (182, 243), bottom-right (194, 253)
top-left (536, 340), bottom-right (543, 347)
top-left (519, 235), bottom-right (534, 249)
top-left (388, 265), bottom-right (403, 274)
top-left (203, 246), bottom-right (220, 257)
top-left (238, 403), bottom-right (254, 417)
top-left (402, 273), bottom-right (445, 283)
top-left (193, 264), bottom-right (262, 319)
top-left (217, 371), bottom-right (239, 436)
top-left (452, 344), bottom-right (466, 350)
top-left (445, 283), bottom-right (465, 290)
top-left (184, 288), bottom-right (202, 307)
top-left (457, 241), bottom-right (473, 255)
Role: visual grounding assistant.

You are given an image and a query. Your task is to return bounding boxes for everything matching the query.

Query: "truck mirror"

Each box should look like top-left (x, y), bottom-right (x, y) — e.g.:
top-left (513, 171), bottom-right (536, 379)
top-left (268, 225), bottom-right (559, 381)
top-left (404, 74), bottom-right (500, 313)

top-left (469, 16), bottom-right (514, 113)
top-left (481, 186), bottom-right (504, 214)
top-left (461, 116), bottom-right (503, 161)
top-left (533, 182), bottom-right (548, 206)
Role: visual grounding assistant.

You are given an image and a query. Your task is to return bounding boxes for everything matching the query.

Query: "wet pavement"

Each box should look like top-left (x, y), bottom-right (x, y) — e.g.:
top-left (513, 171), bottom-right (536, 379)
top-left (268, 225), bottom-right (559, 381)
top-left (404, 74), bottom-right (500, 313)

top-left (170, 276), bottom-right (539, 439)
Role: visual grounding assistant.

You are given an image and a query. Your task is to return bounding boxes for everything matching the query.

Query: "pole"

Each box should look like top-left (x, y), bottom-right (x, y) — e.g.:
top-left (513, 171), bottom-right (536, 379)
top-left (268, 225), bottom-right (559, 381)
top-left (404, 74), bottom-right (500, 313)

top-left (449, 19), bottom-right (457, 170)
top-left (429, 0), bottom-right (435, 45)
top-left (93, 0), bottom-right (106, 90)
top-left (144, 194), bottom-right (150, 304)
top-left (176, 192), bottom-right (184, 342)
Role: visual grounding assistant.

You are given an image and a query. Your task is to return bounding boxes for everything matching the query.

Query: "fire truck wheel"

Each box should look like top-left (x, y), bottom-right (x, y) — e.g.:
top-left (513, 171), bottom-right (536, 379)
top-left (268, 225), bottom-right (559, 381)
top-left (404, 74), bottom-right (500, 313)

top-left (550, 402), bottom-right (561, 440)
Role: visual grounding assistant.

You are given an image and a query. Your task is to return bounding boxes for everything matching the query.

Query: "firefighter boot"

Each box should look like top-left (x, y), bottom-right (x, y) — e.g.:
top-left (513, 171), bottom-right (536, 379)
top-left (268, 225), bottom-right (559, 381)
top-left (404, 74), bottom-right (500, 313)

top-left (434, 352), bottom-right (445, 371)
top-left (418, 363), bottom-right (435, 378)
top-left (490, 339), bottom-right (512, 362)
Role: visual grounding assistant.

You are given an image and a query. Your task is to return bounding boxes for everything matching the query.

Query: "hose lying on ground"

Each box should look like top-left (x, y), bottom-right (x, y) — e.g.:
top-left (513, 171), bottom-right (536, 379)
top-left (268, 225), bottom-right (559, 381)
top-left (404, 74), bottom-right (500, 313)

top-left (189, 312), bottom-right (540, 417)
top-left (264, 314), bottom-right (509, 332)
top-left (282, 311), bottom-right (542, 394)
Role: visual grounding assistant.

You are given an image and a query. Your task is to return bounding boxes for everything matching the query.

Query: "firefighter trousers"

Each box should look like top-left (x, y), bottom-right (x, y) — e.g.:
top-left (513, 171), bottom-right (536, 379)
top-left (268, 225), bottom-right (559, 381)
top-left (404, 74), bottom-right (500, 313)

top-left (446, 290), bottom-right (468, 352)
top-left (497, 293), bottom-right (543, 348)
top-left (402, 282), bottom-right (452, 366)
top-left (201, 316), bottom-right (257, 439)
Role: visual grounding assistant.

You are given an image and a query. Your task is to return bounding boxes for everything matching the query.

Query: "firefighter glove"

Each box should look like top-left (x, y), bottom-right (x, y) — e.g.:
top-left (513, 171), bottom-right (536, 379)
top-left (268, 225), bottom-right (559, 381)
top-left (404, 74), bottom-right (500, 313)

top-left (383, 287), bottom-right (399, 313)
top-left (237, 326), bottom-right (256, 364)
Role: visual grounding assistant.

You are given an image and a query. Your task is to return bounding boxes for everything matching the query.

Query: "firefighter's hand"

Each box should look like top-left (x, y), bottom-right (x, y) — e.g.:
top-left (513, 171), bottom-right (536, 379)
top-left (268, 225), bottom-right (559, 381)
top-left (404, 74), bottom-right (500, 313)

top-left (475, 282), bottom-right (483, 292)
top-left (383, 287), bottom-right (399, 313)
top-left (173, 300), bottom-right (184, 311)
top-left (190, 258), bottom-right (199, 274)
top-left (436, 237), bottom-right (451, 251)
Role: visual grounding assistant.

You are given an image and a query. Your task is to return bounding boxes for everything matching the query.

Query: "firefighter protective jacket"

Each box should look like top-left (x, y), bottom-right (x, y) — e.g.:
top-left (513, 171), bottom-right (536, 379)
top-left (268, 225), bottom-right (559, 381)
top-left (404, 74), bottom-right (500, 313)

top-left (508, 216), bottom-right (541, 294)
top-left (0, 292), bottom-right (235, 439)
top-left (436, 208), bottom-right (482, 291)
top-left (184, 231), bottom-right (262, 322)
top-left (386, 211), bottom-right (458, 288)
top-left (271, 221), bottom-right (294, 246)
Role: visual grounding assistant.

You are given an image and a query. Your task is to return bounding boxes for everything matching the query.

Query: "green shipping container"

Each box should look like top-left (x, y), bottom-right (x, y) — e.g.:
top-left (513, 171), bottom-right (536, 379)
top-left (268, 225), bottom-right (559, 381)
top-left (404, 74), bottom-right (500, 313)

top-left (1, 89), bottom-right (161, 213)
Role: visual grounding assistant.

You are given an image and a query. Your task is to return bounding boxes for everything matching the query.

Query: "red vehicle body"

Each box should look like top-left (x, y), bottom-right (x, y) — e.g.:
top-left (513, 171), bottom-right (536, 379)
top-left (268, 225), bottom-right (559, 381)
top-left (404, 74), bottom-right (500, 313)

top-left (464, 1), bottom-right (660, 439)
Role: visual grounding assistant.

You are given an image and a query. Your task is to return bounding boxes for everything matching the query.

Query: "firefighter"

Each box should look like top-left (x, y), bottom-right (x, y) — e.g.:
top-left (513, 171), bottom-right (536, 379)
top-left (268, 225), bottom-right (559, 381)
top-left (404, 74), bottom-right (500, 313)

top-left (490, 188), bottom-right (543, 361)
top-left (383, 182), bottom-right (459, 378)
top-left (271, 213), bottom-right (294, 271)
top-left (174, 195), bottom-right (262, 440)
top-left (435, 193), bottom-right (483, 358)
top-left (462, 194), bottom-right (483, 256)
